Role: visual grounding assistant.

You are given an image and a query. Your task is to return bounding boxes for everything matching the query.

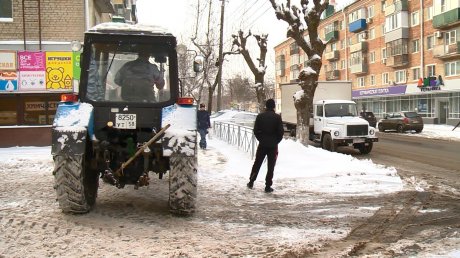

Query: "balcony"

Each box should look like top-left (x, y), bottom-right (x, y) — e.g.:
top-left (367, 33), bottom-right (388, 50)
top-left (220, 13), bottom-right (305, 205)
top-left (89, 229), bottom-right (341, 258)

top-left (325, 50), bottom-right (339, 61)
top-left (433, 8), bottom-right (460, 29)
top-left (433, 42), bottom-right (460, 59)
top-left (385, 54), bottom-right (409, 67)
top-left (350, 62), bottom-right (367, 74)
top-left (349, 19), bottom-right (367, 33)
top-left (349, 42), bottom-right (368, 53)
top-left (384, 0), bottom-right (408, 16)
top-left (325, 30), bottom-right (339, 42)
top-left (384, 27), bottom-right (409, 43)
top-left (326, 70), bottom-right (340, 80)
top-left (323, 5), bottom-right (335, 19)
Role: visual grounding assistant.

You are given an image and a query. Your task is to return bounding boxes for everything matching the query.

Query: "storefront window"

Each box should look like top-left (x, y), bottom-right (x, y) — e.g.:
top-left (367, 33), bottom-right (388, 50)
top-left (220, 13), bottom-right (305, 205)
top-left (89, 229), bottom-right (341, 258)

top-left (0, 96), bottom-right (17, 125)
top-left (451, 92), bottom-right (460, 119)
top-left (22, 95), bottom-right (60, 125)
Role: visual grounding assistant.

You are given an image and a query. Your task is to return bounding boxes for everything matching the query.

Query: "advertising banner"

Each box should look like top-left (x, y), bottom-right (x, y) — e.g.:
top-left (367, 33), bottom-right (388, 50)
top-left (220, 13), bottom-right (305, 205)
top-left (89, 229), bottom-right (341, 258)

top-left (0, 71), bottom-right (18, 91)
top-left (352, 85), bottom-right (407, 98)
top-left (0, 51), bottom-right (17, 71)
top-left (45, 52), bottom-right (73, 90)
top-left (17, 51), bottom-right (46, 71)
top-left (18, 51), bottom-right (46, 91)
top-left (19, 71), bottom-right (46, 91)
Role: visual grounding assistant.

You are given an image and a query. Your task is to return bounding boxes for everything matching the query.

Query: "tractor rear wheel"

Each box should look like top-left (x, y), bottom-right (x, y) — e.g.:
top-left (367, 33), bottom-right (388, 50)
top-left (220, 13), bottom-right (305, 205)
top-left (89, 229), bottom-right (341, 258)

top-left (53, 153), bottom-right (99, 214)
top-left (169, 155), bottom-right (197, 215)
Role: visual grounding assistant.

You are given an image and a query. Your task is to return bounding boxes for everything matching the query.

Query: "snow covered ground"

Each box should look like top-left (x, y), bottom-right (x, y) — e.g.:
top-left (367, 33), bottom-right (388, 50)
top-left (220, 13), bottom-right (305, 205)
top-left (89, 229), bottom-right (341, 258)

top-left (0, 124), bottom-right (459, 257)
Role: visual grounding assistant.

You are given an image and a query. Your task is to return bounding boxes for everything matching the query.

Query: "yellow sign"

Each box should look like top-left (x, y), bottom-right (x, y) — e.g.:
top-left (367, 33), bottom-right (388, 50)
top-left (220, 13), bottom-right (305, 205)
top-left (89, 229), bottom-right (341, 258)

top-left (46, 52), bottom-right (73, 90)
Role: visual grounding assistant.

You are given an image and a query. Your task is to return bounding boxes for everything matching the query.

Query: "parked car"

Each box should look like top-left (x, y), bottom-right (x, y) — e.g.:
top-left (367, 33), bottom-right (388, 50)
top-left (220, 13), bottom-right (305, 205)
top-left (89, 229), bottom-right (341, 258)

top-left (378, 111), bottom-right (424, 133)
top-left (360, 111), bottom-right (377, 127)
top-left (211, 110), bottom-right (258, 128)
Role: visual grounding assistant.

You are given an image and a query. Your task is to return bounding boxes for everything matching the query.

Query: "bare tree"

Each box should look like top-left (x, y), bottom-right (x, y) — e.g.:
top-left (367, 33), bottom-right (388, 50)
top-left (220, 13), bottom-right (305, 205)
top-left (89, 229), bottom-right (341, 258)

top-left (190, 0), bottom-right (219, 112)
top-left (269, 0), bottom-right (329, 144)
top-left (229, 30), bottom-right (268, 113)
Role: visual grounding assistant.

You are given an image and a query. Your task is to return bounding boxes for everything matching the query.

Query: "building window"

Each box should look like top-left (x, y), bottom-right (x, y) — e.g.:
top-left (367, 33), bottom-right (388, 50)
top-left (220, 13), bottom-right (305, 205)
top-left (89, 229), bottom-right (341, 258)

top-left (370, 75), bottom-right (376, 85)
top-left (369, 28), bottom-right (375, 39)
top-left (445, 61), bottom-right (460, 76)
top-left (368, 5), bottom-right (375, 18)
top-left (340, 40), bottom-right (345, 49)
top-left (387, 14), bottom-right (400, 31)
top-left (382, 73), bottom-right (389, 84)
top-left (412, 67), bottom-right (421, 81)
top-left (411, 11), bottom-right (419, 26)
top-left (350, 52), bottom-right (363, 65)
top-left (331, 42), bottom-right (337, 51)
top-left (381, 24), bottom-right (386, 34)
top-left (427, 6), bottom-right (433, 20)
top-left (341, 60), bottom-right (346, 70)
top-left (426, 35), bottom-right (434, 50)
top-left (427, 64), bottom-right (436, 77)
top-left (357, 76), bottom-right (366, 87)
top-left (382, 48), bottom-right (387, 59)
top-left (370, 51), bottom-right (376, 63)
top-left (441, 0), bottom-right (446, 13)
top-left (447, 30), bottom-right (457, 45)
top-left (0, 0), bottom-right (13, 21)
top-left (381, 1), bottom-right (386, 12)
top-left (395, 70), bottom-right (406, 83)
top-left (411, 39), bottom-right (419, 53)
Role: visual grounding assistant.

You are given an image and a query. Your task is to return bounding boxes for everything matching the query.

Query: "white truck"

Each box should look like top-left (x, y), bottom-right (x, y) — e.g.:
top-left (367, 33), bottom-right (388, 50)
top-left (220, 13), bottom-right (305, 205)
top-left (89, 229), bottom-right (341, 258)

top-left (281, 81), bottom-right (378, 154)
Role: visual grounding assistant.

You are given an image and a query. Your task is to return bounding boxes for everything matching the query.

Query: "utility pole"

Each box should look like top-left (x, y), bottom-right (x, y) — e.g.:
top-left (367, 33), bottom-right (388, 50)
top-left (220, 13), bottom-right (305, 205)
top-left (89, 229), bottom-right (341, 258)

top-left (216, 0), bottom-right (225, 111)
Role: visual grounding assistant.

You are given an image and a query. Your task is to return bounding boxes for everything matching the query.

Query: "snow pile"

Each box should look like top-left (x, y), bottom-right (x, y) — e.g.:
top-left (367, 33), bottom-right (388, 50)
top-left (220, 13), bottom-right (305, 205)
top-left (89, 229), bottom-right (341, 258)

top-left (209, 138), bottom-right (403, 196)
top-left (53, 102), bottom-right (93, 132)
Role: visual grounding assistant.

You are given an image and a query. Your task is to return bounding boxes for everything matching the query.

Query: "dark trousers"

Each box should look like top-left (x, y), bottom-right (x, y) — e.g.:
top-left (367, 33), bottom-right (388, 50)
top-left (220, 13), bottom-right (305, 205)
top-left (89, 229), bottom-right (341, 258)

top-left (249, 145), bottom-right (278, 187)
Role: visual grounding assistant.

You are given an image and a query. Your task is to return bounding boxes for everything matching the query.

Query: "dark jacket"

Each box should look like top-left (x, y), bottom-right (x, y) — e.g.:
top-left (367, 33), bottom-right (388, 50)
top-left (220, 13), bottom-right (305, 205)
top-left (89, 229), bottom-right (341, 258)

top-left (253, 110), bottom-right (284, 148)
top-left (197, 110), bottom-right (211, 130)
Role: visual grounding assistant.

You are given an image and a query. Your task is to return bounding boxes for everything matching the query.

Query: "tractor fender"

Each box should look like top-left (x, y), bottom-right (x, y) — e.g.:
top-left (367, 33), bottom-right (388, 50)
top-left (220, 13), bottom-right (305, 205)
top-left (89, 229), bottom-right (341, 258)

top-left (51, 102), bottom-right (94, 156)
top-left (161, 104), bottom-right (197, 157)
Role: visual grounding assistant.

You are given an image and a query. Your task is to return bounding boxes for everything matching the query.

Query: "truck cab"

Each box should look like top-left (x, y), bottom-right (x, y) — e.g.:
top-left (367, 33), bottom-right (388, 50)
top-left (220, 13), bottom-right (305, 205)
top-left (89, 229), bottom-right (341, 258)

top-left (310, 99), bottom-right (378, 154)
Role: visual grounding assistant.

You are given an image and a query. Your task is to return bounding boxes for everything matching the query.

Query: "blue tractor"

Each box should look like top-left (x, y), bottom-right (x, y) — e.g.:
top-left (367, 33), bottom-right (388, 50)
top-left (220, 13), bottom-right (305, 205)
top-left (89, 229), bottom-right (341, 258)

top-left (51, 23), bottom-right (203, 215)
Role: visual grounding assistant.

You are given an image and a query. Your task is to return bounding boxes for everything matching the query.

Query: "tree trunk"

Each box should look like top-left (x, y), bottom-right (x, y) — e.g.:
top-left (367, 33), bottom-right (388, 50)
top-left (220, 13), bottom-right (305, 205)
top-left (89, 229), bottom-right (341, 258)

top-left (296, 74), bottom-right (318, 145)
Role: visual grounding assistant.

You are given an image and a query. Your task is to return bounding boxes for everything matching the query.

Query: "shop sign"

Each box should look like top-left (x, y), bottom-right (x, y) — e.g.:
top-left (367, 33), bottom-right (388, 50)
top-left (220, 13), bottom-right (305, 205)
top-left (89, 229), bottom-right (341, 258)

top-left (17, 51), bottom-right (46, 71)
top-left (25, 101), bottom-right (59, 111)
top-left (0, 51), bottom-right (17, 71)
top-left (19, 71), bottom-right (46, 91)
top-left (46, 52), bottom-right (73, 91)
top-left (73, 52), bottom-right (81, 80)
top-left (352, 85), bottom-right (407, 98)
top-left (0, 71), bottom-right (18, 91)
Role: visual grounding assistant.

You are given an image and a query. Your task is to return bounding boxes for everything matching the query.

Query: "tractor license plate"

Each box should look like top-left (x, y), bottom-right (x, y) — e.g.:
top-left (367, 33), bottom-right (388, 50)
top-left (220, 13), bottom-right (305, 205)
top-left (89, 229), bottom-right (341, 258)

top-left (115, 114), bottom-right (136, 129)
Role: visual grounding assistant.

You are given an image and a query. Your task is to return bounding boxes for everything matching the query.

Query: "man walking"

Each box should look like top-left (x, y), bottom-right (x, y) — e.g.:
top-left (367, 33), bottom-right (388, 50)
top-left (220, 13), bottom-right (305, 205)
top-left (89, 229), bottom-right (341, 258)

top-left (197, 103), bottom-right (211, 149)
top-left (247, 99), bottom-right (284, 193)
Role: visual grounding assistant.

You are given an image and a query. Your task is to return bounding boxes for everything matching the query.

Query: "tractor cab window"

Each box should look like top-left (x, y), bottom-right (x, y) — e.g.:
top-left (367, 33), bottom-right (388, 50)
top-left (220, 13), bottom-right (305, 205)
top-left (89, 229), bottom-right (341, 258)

top-left (87, 43), bottom-right (171, 103)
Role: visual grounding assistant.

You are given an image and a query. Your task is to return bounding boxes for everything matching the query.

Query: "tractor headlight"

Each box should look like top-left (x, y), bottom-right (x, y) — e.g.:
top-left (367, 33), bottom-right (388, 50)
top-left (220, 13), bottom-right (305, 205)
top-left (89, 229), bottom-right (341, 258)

top-left (334, 131), bottom-right (340, 137)
top-left (369, 129), bottom-right (375, 135)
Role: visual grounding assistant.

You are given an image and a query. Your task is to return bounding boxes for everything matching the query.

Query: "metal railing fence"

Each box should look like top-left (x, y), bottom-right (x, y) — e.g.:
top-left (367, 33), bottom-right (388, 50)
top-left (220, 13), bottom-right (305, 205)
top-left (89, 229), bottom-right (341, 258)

top-left (212, 121), bottom-right (258, 159)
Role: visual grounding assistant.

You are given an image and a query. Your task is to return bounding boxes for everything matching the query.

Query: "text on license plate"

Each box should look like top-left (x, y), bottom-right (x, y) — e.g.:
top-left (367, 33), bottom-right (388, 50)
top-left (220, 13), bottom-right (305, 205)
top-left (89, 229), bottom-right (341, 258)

top-left (115, 114), bottom-right (136, 129)
top-left (353, 138), bottom-right (365, 143)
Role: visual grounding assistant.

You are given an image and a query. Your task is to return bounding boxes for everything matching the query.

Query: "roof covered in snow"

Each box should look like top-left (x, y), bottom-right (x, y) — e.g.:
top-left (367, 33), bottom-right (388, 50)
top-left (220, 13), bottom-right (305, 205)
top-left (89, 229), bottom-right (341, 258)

top-left (88, 22), bottom-right (172, 36)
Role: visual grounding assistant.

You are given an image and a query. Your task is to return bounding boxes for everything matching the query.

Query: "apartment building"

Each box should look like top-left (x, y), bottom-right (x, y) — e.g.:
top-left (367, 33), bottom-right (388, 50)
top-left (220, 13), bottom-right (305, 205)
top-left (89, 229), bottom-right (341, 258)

top-left (0, 0), bottom-right (136, 146)
top-left (274, 0), bottom-right (460, 126)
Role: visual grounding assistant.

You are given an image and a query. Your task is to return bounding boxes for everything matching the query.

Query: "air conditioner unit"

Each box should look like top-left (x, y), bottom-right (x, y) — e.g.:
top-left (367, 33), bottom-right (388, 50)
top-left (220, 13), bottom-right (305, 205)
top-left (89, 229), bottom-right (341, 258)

top-left (435, 31), bottom-right (443, 38)
top-left (366, 17), bottom-right (373, 24)
top-left (382, 58), bottom-right (387, 64)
